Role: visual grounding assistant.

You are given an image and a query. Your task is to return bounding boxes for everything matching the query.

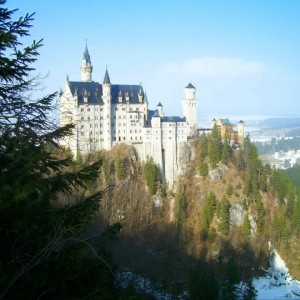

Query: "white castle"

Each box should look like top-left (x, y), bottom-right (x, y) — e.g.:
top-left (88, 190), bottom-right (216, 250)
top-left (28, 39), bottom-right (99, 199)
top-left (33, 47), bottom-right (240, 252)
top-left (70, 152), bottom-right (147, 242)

top-left (59, 46), bottom-right (198, 185)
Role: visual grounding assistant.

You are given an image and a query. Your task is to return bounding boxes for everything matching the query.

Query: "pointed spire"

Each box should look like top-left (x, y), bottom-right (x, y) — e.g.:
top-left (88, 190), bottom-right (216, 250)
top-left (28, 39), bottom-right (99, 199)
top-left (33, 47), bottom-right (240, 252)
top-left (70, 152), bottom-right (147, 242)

top-left (103, 67), bottom-right (111, 84)
top-left (66, 74), bottom-right (69, 82)
top-left (82, 44), bottom-right (91, 64)
top-left (144, 92), bottom-right (148, 103)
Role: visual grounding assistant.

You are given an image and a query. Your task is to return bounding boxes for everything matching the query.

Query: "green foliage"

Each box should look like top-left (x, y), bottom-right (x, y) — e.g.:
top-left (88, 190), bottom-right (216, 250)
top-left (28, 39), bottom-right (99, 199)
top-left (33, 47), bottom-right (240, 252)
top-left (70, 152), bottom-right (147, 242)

top-left (199, 133), bottom-right (209, 159)
top-left (255, 136), bottom-right (300, 155)
top-left (0, 4), bottom-right (119, 299)
top-left (209, 124), bottom-right (223, 168)
top-left (144, 156), bottom-right (160, 195)
top-left (242, 214), bottom-right (251, 240)
top-left (217, 197), bottom-right (231, 235)
top-left (283, 164), bottom-right (300, 188)
top-left (199, 158), bottom-right (209, 176)
top-left (201, 192), bottom-right (217, 235)
top-left (270, 168), bottom-right (295, 203)
top-left (221, 138), bottom-right (232, 164)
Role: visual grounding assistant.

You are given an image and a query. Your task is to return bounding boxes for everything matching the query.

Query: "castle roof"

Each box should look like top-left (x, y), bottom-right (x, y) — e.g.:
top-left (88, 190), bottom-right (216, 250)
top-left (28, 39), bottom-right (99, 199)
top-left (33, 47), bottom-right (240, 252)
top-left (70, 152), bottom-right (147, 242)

top-left (185, 82), bottom-right (195, 89)
top-left (68, 81), bottom-right (146, 105)
top-left (103, 68), bottom-right (111, 84)
top-left (157, 102), bottom-right (163, 107)
top-left (82, 45), bottom-right (91, 64)
top-left (161, 116), bottom-right (186, 123)
top-left (220, 118), bottom-right (231, 125)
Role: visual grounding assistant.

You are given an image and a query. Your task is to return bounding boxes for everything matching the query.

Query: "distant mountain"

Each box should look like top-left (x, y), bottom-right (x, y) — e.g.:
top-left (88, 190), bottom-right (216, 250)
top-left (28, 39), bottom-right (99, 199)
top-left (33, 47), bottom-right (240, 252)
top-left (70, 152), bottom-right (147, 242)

top-left (263, 117), bottom-right (300, 129)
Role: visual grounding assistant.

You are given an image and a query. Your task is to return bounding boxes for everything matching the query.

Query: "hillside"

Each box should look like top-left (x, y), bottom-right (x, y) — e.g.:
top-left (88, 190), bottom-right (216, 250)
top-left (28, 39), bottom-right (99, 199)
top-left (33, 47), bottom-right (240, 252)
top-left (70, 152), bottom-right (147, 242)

top-left (80, 127), bottom-right (300, 298)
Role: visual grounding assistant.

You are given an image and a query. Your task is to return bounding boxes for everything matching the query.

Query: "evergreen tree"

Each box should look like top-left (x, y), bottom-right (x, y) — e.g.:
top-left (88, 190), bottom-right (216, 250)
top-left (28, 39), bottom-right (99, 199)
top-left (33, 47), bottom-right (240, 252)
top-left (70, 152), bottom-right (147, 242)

top-left (217, 197), bottom-right (231, 235)
top-left (209, 124), bottom-right (222, 168)
top-left (0, 3), bottom-right (119, 298)
top-left (144, 156), bottom-right (160, 195)
top-left (199, 157), bottom-right (209, 176)
top-left (201, 192), bottom-right (217, 234)
top-left (221, 137), bottom-right (232, 164)
top-left (199, 132), bottom-right (209, 159)
top-left (242, 214), bottom-right (251, 240)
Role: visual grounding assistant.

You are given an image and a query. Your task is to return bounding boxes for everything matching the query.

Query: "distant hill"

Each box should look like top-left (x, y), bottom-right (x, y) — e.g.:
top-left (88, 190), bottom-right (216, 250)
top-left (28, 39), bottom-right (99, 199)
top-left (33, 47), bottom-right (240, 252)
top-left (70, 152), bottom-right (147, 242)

top-left (263, 118), bottom-right (300, 130)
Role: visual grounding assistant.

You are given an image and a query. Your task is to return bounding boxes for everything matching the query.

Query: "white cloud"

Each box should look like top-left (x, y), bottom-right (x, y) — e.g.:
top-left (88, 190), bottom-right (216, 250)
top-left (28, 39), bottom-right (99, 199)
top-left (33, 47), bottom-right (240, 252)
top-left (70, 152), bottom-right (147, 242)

top-left (158, 57), bottom-right (267, 77)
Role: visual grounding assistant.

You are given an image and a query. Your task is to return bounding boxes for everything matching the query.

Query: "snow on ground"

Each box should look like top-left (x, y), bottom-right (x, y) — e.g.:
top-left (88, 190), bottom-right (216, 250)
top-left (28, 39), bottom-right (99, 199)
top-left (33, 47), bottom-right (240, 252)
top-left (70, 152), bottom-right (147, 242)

top-left (260, 150), bottom-right (300, 169)
top-left (253, 243), bottom-right (300, 299)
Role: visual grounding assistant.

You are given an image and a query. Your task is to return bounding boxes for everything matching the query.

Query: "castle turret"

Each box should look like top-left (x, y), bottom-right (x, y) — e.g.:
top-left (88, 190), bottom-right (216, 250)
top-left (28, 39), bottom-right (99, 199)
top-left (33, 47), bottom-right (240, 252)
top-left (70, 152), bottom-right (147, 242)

top-left (102, 67), bottom-right (112, 149)
top-left (182, 83), bottom-right (198, 134)
top-left (238, 120), bottom-right (245, 144)
top-left (157, 102), bottom-right (164, 117)
top-left (80, 45), bottom-right (93, 82)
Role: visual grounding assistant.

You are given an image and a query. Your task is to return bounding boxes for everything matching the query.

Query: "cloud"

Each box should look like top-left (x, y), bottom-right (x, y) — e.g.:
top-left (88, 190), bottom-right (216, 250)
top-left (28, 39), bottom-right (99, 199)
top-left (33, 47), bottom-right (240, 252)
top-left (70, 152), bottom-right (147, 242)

top-left (158, 57), bottom-right (267, 78)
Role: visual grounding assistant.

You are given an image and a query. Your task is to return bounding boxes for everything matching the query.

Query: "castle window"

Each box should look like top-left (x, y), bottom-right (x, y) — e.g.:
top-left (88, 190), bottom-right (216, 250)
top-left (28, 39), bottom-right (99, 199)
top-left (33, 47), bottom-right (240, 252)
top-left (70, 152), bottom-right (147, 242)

top-left (123, 137), bottom-right (126, 140)
top-left (90, 124), bottom-right (92, 128)
top-left (81, 132), bottom-right (84, 136)
top-left (81, 125), bottom-right (84, 129)
top-left (122, 108), bottom-right (125, 111)
top-left (81, 108), bottom-right (84, 111)
top-left (100, 108), bottom-right (103, 111)
top-left (87, 108), bottom-right (90, 111)
top-left (88, 117), bottom-right (90, 120)
top-left (81, 117), bottom-right (84, 120)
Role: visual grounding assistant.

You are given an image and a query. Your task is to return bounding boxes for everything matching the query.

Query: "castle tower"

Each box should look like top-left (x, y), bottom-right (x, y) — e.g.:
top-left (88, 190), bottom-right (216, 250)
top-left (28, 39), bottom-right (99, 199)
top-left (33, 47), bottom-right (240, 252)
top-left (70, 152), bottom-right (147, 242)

top-left (238, 120), bottom-right (245, 144)
top-left (182, 83), bottom-right (198, 134)
top-left (157, 102), bottom-right (164, 117)
top-left (80, 45), bottom-right (93, 82)
top-left (102, 67), bottom-right (112, 149)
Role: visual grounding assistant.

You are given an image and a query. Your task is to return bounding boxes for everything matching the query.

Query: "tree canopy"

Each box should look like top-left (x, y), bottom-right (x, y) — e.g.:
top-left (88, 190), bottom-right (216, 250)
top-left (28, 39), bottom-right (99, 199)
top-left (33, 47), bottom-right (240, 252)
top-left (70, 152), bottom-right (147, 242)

top-left (0, 2), bottom-right (120, 298)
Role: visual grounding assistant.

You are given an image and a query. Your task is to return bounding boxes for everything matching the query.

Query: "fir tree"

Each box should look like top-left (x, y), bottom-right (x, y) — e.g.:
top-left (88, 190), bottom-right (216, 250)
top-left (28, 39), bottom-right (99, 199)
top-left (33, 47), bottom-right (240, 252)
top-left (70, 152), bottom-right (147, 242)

top-left (0, 3), bottom-right (119, 298)
top-left (144, 156), bottom-right (160, 195)
top-left (217, 197), bottom-right (231, 235)
top-left (209, 124), bottom-right (222, 168)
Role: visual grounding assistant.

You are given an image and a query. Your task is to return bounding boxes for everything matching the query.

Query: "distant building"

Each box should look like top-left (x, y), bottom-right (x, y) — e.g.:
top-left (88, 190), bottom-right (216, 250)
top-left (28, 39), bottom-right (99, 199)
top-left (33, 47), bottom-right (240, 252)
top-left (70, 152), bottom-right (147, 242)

top-left (199, 118), bottom-right (245, 146)
top-left (59, 45), bottom-right (198, 185)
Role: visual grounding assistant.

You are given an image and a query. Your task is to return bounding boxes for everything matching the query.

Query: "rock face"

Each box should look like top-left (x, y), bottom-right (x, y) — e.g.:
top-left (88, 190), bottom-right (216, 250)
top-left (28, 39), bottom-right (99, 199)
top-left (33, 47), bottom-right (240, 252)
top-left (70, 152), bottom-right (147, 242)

top-left (209, 163), bottom-right (229, 182)
top-left (178, 142), bottom-right (194, 176)
top-left (230, 203), bottom-right (246, 226)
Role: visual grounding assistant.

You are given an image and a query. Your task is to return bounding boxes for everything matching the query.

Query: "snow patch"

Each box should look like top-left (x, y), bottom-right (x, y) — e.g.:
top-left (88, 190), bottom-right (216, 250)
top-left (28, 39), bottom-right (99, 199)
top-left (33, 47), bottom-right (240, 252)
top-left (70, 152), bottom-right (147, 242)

top-left (252, 243), bottom-right (300, 299)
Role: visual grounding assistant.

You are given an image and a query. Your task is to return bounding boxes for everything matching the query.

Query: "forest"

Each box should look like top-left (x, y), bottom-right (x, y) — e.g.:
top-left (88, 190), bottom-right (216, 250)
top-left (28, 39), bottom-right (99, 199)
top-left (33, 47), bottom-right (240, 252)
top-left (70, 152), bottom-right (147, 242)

top-left (1, 2), bottom-right (300, 299)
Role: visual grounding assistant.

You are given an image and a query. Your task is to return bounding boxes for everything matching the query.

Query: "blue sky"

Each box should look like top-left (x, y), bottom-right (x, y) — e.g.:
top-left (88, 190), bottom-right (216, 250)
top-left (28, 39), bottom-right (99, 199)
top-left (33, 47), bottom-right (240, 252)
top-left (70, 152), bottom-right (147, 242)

top-left (7, 0), bottom-right (300, 120)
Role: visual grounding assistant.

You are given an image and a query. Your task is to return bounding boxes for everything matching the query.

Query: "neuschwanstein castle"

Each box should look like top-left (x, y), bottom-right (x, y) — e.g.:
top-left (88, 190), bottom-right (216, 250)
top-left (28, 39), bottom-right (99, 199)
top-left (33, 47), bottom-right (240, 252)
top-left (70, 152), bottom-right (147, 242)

top-left (59, 46), bottom-right (243, 185)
